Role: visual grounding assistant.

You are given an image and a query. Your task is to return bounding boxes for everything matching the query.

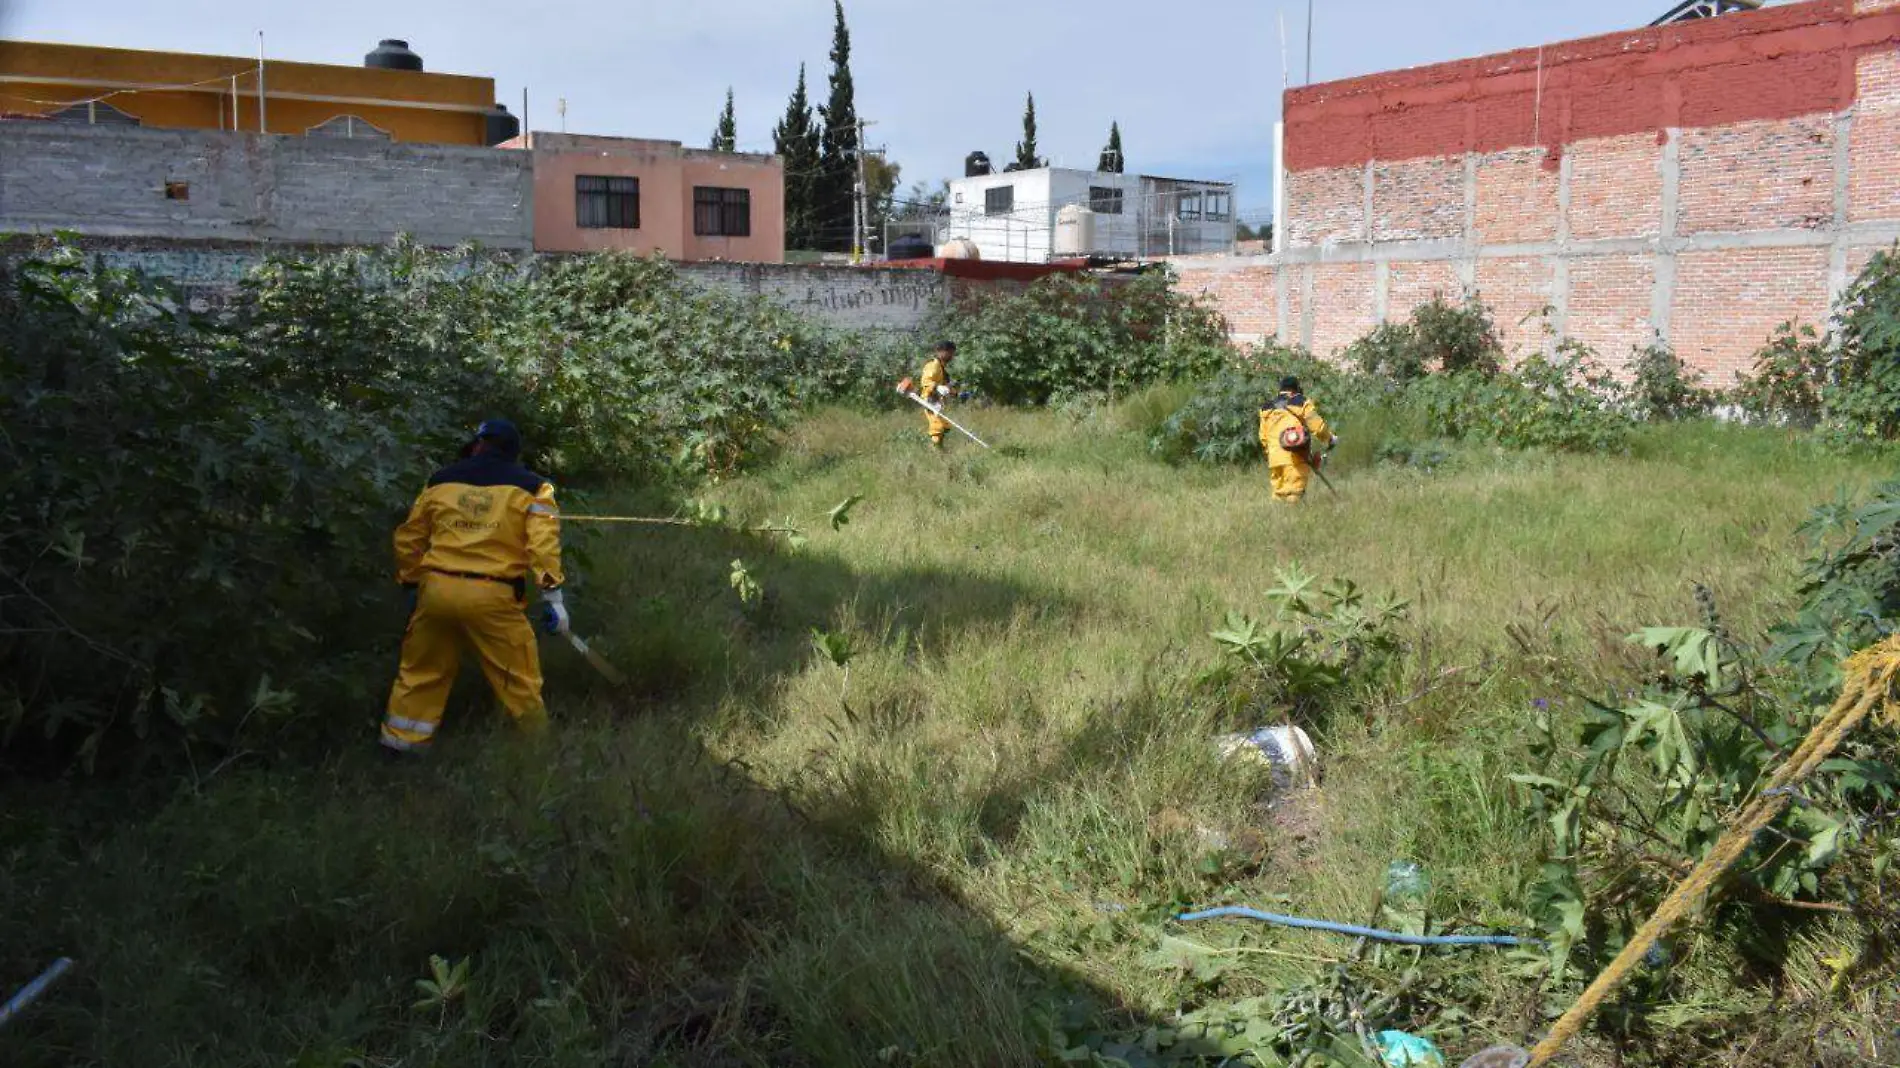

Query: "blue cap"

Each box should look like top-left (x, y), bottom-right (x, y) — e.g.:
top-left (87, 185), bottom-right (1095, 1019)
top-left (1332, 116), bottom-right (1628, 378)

top-left (470, 418), bottom-right (521, 459)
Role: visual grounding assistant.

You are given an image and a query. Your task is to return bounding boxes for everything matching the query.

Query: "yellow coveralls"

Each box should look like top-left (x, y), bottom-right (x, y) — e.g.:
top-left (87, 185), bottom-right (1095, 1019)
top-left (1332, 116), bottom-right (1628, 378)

top-left (1259, 393), bottom-right (1333, 503)
top-left (382, 453), bottom-right (564, 751)
top-left (919, 357), bottom-right (952, 445)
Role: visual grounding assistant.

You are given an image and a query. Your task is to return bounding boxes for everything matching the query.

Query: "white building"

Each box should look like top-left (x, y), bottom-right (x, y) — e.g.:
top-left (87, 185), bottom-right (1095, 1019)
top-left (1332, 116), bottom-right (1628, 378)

top-left (939, 167), bottom-right (1235, 263)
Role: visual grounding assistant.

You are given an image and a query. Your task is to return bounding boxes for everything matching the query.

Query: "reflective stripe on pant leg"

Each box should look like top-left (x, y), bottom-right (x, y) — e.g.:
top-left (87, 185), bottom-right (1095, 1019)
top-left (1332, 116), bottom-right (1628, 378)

top-left (382, 577), bottom-right (463, 748)
top-left (463, 580), bottom-right (548, 729)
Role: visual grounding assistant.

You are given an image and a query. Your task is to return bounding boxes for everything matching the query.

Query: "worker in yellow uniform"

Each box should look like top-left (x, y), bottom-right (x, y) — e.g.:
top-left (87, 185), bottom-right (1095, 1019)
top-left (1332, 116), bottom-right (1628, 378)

top-left (381, 419), bottom-right (567, 754)
top-left (917, 340), bottom-right (957, 448)
top-left (1259, 376), bottom-right (1335, 503)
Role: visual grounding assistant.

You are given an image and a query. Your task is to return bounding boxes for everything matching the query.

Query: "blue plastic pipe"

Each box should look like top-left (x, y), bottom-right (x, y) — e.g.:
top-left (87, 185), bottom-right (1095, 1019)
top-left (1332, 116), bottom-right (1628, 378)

top-left (0, 958), bottom-right (74, 1030)
top-left (1177, 907), bottom-right (1535, 947)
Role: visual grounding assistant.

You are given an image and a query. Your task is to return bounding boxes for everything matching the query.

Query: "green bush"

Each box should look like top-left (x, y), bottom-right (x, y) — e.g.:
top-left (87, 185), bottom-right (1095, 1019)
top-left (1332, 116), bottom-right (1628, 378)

top-left (0, 241), bottom-right (881, 774)
top-left (1620, 341), bottom-right (1718, 421)
top-left (1346, 295), bottom-right (1503, 383)
top-left (1734, 322), bottom-right (1829, 429)
top-left (947, 269), bottom-right (1228, 405)
top-left (1414, 342), bottom-right (1629, 453)
top-left (1147, 343), bottom-right (1364, 465)
top-left (1734, 247), bottom-right (1900, 444)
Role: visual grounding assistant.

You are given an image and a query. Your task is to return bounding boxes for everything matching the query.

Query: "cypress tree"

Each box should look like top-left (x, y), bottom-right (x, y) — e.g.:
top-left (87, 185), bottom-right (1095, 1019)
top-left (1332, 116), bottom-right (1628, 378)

top-left (710, 88), bottom-right (737, 151)
top-left (1099, 120), bottom-right (1124, 173)
top-left (1013, 92), bottom-right (1042, 171)
top-left (817, 0), bottom-right (860, 252)
top-left (774, 67), bottom-right (823, 249)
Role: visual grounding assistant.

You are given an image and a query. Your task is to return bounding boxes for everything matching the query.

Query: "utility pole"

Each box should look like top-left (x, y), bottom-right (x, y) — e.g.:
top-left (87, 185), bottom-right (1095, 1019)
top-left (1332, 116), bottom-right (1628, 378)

top-left (1305, 0), bottom-right (1314, 85)
top-left (852, 118), bottom-right (878, 264)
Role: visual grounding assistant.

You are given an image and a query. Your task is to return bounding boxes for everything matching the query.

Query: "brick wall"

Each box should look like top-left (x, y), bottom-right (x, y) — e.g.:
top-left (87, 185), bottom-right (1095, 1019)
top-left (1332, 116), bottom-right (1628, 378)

top-left (1171, 0), bottom-right (1900, 376)
top-left (0, 122), bottom-right (533, 248)
top-left (0, 236), bottom-right (952, 332)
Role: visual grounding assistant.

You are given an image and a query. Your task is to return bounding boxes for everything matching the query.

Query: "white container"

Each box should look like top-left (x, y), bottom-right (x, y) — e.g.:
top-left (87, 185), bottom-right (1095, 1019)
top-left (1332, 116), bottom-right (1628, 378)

top-left (1216, 724), bottom-right (1320, 789)
top-left (936, 237), bottom-right (982, 260)
top-left (1053, 204), bottom-right (1096, 257)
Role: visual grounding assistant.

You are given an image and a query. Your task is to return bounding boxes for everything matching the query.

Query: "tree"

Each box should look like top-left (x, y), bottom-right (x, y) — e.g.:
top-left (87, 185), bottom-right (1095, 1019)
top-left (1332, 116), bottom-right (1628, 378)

top-left (710, 88), bottom-right (737, 152)
top-left (895, 180), bottom-right (948, 220)
top-left (817, 0), bottom-right (860, 252)
top-left (862, 155), bottom-right (901, 254)
top-left (1013, 91), bottom-right (1042, 171)
top-left (773, 65), bottom-right (823, 249)
top-left (1098, 120), bottom-right (1124, 173)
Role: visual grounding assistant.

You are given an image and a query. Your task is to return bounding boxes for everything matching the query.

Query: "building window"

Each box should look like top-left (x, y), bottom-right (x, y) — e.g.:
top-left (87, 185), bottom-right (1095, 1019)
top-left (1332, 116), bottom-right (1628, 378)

top-left (985, 185), bottom-right (1014, 216)
top-left (576, 175), bottom-right (639, 229)
top-left (693, 187), bottom-right (752, 237)
top-left (1204, 191), bottom-right (1231, 222)
top-left (305, 114), bottom-right (392, 140)
top-left (164, 181), bottom-right (189, 200)
top-left (1176, 192), bottom-right (1204, 222)
top-left (1088, 186), bottom-right (1124, 214)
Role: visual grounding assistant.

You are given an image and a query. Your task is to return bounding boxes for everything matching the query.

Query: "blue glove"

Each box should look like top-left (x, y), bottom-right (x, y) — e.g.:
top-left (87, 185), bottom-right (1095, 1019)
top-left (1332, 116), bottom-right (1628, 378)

top-left (538, 589), bottom-right (571, 636)
top-left (402, 583), bottom-right (419, 616)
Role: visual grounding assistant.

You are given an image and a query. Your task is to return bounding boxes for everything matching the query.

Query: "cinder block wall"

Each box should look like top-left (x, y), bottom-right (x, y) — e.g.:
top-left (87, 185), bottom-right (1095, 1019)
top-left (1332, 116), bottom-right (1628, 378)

top-left (1178, 0), bottom-right (1900, 381)
top-left (0, 123), bottom-right (534, 249)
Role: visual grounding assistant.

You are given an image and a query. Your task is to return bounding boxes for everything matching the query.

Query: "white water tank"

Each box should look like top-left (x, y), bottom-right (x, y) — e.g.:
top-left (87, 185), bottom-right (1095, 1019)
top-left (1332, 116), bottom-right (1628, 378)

top-left (937, 237), bottom-right (981, 260)
top-left (1053, 204), bottom-right (1096, 257)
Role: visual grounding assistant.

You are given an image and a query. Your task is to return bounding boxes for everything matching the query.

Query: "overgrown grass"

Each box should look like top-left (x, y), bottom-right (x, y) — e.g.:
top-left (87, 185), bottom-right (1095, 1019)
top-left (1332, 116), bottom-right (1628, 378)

top-left (3, 408), bottom-right (1892, 1066)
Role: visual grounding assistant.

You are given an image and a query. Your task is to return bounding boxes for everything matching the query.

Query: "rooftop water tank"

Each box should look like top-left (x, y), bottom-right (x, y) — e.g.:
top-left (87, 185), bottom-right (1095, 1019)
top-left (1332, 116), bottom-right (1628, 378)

top-left (965, 151), bottom-right (992, 177)
top-left (938, 237), bottom-right (981, 260)
top-left (483, 103), bottom-right (520, 146)
top-left (1053, 204), bottom-right (1096, 258)
top-left (365, 39), bottom-right (423, 71)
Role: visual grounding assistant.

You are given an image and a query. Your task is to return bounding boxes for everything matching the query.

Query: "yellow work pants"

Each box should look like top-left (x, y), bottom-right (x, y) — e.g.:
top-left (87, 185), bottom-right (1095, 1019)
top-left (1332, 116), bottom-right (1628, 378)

top-left (925, 411), bottom-right (950, 445)
top-left (1270, 462), bottom-right (1311, 503)
top-left (381, 573), bottom-right (547, 751)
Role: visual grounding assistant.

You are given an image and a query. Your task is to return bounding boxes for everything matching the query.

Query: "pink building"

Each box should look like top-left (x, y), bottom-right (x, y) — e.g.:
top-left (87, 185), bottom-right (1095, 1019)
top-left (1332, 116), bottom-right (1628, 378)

top-left (504, 131), bottom-right (784, 262)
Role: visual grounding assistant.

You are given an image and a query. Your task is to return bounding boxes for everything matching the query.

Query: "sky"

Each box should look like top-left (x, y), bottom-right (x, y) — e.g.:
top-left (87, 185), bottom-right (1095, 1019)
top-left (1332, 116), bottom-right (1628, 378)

top-left (3, 0), bottom-right (1771, 217)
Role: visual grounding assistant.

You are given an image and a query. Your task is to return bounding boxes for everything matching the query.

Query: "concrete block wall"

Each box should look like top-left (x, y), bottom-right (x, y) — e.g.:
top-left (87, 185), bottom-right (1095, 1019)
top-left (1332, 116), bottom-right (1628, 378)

top-left (0, 122), bottom-right (533, 249)
top-left (1176, 0), bottom-right (1900, 383)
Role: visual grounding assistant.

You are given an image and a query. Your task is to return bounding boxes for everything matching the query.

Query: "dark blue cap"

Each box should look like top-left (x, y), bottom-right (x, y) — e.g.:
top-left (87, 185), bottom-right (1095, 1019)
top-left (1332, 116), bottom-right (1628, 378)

top-left (471, 418), bottom-right (521, 459)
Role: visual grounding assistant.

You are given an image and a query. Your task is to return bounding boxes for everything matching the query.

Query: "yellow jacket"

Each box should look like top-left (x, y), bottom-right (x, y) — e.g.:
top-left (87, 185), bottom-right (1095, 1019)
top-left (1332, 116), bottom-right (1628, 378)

top-left (1259, 393), bottom-right (1332, 467)
top-left (394, 454), bottom-right (563, 591)
top-left (919, 357), bottom-right (949, 404)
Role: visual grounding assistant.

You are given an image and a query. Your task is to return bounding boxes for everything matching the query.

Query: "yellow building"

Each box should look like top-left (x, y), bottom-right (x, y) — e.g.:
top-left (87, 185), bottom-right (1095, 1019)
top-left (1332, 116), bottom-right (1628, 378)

top-left (0, 39), bottom-right (512, 145)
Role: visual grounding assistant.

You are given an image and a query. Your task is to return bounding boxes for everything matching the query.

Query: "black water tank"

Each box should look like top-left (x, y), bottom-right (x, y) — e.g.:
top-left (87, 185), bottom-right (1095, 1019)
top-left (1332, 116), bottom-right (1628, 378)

top-left (483, 103), bottom-right (520, 146)
top-left (888, 234), bottom-right (934, 260)
top-left (965, 150), bottom-right (992, 177)
top-left (365, 39), bottom-right (423, 71)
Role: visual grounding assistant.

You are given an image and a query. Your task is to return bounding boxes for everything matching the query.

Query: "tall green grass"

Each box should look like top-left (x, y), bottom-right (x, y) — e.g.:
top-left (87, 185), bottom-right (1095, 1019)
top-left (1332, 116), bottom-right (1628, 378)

top-left (3, 408), bottom-right (1890, 1066)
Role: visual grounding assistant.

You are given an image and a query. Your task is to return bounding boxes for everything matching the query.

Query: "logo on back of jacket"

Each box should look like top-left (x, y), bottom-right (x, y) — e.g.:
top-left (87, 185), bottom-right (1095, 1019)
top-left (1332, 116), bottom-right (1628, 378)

top-left (452, 488), bottom-right (501, 531)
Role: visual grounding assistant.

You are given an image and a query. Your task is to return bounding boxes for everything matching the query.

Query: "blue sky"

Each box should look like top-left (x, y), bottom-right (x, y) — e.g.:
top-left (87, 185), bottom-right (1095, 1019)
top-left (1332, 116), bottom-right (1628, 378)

top-left (5, 0), bottom-right (1742, 215)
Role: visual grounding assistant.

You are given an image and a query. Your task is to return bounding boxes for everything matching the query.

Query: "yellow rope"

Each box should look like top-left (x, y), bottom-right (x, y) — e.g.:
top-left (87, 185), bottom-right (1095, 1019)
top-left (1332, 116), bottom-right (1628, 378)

top-left (1526, 635), bottom-right (1900, 1066)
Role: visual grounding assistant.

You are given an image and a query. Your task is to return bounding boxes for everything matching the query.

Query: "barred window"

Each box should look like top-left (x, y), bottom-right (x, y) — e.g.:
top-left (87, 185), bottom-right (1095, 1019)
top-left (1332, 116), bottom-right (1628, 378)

top-left (576, 175), bottom-right (639, 229)
top-left (985, 185), bottom-right (1014, 216)
top-left (1088, 186), bottom-right (1124, 214)
top-left (693, 187), bottom-right (751, 236)
top-left (1203, 191), bottom-right (1231, 222)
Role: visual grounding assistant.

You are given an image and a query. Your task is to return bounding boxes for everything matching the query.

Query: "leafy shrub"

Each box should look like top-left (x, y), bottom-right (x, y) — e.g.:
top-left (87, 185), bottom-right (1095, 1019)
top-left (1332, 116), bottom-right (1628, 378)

top-left (1412, 294), bottom-right (1504, 376)
top-left (1147, 344), bottom-right (1367, 465)
top-left (1414, 342), bottom-right (1629, 453)
top-left (1347, 295), bottom-right (1504, 384)
top-left (1620, 341), bottom-right (1717, 421)
top-left (947, 268), bottom-right (1228, 405)
top-left (1208, 566), bottom-right (1409, 731)
top-left (0, 241), bottom-right (883, 774)
top-left (1734, 322), bottom-right (1829, 429)
top-left (1818, 246), bottom-right (1900, 445)
top-left (1515, 482), bottom-right (1900, 1010)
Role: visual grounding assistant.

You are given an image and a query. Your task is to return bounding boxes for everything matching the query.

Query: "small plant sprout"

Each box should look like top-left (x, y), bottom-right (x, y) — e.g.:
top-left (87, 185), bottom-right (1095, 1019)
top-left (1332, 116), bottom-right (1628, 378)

top-left (811, 627), bottom-right (856, 709)
top-left (412, 954), bottom-right (470, 1027)
top-left (729, 559), bottom-right (763, 607)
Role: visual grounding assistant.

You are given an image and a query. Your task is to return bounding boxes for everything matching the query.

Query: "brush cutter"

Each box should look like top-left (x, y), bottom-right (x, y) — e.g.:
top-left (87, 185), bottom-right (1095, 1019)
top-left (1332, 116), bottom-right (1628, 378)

top-left (564, 632), bottom-right (627, 686)
top-left (895, 384), bottom-right (991, 449)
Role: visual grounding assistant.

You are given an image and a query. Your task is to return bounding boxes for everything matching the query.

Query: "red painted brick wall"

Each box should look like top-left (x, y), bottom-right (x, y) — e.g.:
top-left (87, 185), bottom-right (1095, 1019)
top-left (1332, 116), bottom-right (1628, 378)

top-left (1851, 51), bottom-right (1900, 222)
